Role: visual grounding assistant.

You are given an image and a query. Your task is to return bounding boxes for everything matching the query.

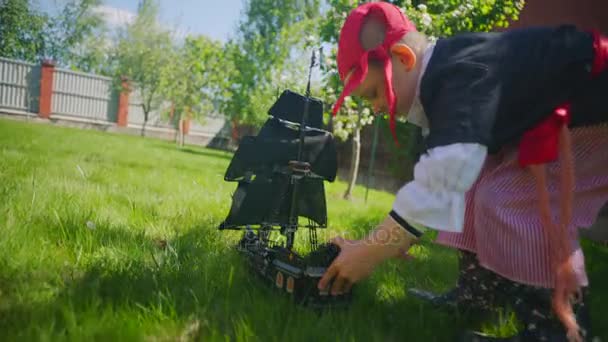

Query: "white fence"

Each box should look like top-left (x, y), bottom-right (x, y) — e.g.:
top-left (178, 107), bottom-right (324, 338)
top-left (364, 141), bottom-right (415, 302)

top-left (0, 56), bottom-right (230, 146)
top-left (52, 67), bottom-right (117, 122)
top-left (127, 87), bottom-right (173, 128)
top-left (0, 57), bottom-right (40, 114)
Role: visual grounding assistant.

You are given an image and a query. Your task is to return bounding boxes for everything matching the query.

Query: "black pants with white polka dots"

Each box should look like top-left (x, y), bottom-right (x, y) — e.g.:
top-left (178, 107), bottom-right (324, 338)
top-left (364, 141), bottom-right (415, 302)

top-left (453, 251), bottom-right (592, 341)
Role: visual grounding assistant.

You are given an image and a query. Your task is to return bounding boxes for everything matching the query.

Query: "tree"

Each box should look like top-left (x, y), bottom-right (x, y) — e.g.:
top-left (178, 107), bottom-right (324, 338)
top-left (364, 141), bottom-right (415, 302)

top-left (42, 0), bottom-right (109, 74)
top-left (320, 0), bottom-right (525, 200)
top-left (221, 0), bottom-right (321, 136)
top-left (163, 35), bottom-right (231, 146)
top-left (339, 100), bottom-right (374, 200)
top-left (114, 0), bottom-right (173, 136)
top-left (0, 0), bottom-right (112, 74)
top-left (0, 0), bottom-right (47, 62)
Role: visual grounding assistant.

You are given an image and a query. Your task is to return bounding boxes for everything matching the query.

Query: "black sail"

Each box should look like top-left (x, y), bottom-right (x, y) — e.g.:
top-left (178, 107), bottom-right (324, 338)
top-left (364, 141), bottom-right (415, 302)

top-left (219, 89), bottom-right (337, 230)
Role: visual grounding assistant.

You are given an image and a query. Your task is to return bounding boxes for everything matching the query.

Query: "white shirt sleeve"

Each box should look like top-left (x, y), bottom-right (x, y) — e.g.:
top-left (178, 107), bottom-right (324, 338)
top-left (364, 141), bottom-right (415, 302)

top-left (392, 143), bottom-right (487, 233)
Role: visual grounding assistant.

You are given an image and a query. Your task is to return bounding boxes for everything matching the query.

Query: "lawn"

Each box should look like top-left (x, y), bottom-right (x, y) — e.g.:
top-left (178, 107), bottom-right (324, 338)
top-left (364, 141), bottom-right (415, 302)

top-left (0, 117), bottom-right (605, 341)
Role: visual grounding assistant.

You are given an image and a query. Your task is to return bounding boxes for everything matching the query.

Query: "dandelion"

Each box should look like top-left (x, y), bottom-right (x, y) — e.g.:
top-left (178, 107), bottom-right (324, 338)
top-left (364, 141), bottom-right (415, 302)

top-left (76, 164), bottom-right (87, 178)
top-left (86, 221), bottom-right (96, 230)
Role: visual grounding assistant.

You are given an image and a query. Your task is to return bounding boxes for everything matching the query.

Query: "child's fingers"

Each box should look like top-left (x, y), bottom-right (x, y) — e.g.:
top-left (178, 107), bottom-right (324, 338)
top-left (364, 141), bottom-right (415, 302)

top-left (330, 275), bottom-right (347, 296)
top-left (330, 236), bottom-right (346, 248)
top-left (343, 280), bottom-right (353, 294)
top-left (318, 263), bottom-right (338, 291)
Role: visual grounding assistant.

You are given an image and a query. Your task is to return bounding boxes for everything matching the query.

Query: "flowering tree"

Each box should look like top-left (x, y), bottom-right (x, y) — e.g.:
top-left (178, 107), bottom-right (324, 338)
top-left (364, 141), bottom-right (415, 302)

top-left (331, 96), bottom-right (374, 200)
top-left (221, 0), bottom-right (321, 134)
top-left (162, 35), bottom-right (230, 146)
top-left (320, 0), bottom-right (524, 200)
top-left (114, 0), bottom-right (173, 137)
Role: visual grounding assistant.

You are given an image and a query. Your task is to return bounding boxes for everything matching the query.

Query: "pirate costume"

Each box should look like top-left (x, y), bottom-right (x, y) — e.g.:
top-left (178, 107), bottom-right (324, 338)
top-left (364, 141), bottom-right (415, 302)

top-left (332, 3), bottom-right (608, 341)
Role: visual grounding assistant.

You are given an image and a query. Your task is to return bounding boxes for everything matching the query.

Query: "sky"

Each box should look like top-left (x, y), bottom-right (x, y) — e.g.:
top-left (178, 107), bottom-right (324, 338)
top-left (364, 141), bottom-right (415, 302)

top-left (37, 0), bottom-right (327, 84)
top-left (39, 0), bottom-right (246, 42)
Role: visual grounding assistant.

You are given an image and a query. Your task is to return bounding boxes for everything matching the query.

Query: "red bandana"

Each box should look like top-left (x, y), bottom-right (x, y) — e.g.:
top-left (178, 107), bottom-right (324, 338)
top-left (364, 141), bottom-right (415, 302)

top-left (332, 2), bottom-right (416, 144)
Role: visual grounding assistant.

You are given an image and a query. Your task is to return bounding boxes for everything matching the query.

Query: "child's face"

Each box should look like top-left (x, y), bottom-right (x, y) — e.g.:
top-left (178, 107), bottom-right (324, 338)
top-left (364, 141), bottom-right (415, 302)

top-left (350, 57), bottom-right (417, 116)
top-left (351, 62), bottom-right (389, 113)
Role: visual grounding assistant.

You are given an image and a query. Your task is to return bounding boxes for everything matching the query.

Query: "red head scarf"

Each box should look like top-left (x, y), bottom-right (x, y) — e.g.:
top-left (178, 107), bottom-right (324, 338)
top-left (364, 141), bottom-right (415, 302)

top-left (332, 2), bottom-right (416, 143)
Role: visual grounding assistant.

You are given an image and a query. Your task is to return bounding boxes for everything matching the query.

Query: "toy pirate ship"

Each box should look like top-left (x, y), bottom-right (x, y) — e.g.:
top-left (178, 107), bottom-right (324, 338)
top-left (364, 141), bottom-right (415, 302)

top-left (218, 51), bottom-right (352, 307)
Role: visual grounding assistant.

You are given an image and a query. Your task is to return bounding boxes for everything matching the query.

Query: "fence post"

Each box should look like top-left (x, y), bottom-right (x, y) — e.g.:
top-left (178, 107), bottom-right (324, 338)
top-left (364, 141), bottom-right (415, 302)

top-left (117, 76), bottom-right (130, 127)
top-left (38, 60), bottom-right (55, 119)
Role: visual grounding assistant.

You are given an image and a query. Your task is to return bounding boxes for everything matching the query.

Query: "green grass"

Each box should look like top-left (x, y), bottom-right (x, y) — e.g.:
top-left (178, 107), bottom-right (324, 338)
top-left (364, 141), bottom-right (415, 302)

top-left (0, 117), bottom-right (606, 341)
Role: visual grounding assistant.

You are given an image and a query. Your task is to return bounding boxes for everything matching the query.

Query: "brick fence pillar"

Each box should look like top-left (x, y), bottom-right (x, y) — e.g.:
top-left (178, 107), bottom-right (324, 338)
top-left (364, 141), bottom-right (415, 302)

top-left (117, 76), bottom-right (130, 127)
top-left (182, 118), bottom-right (191, 135)
top-left (38, 60), bottom-right (55, 119)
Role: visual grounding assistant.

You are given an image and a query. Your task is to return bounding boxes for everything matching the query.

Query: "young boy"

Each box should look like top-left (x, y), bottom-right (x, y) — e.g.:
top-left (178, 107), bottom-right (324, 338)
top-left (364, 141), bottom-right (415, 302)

top-left (318, 2), bottom-right (608, 341)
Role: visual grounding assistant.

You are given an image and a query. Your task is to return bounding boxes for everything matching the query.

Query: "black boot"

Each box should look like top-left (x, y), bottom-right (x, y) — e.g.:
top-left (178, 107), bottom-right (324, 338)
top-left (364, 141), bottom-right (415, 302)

top-left (408, 251), bottom-right (496, 312)
top-left (407, 286), bottom-right (462, 310)
top-left (510, 287), bottom-right (594, 342)
top-left (459, 330), bottom-right (523, 342)
top-left (462, 276), bottom-right (595, 342)
top-left (459, 301), bottom-right (593, 342)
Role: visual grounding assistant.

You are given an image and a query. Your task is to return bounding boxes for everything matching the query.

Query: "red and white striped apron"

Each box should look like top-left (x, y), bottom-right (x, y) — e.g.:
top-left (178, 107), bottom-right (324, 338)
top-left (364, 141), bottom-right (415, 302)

top-left (435, 125), bottom-right (608, 288)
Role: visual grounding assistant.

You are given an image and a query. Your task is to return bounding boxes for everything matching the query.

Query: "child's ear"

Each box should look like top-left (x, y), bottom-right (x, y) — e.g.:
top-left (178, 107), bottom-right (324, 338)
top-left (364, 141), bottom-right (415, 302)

top-left (390, 43), bottom-right (416, 71)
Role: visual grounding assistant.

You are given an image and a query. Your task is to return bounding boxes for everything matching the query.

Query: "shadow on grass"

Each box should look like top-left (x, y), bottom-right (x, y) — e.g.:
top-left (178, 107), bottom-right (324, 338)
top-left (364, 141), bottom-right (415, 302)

top-left (0, 221), bottom-right (247, 339)
top-left (5, 210), bottom-right (605, 341)
top-left (0, 217), bottom-right (473, 341)
top-left (155, 144), bottom-right (233, 161)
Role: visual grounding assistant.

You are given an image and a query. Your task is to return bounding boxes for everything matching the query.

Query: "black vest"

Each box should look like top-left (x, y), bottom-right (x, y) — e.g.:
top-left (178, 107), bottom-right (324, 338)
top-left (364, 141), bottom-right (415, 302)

top-left (419, 25), bottom-right (607, 154)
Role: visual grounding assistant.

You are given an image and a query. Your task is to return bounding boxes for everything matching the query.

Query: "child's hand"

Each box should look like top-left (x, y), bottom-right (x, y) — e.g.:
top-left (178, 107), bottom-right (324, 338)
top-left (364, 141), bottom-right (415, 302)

top-left (317, 236), bottom-right (386, 296)
top-left (317, 215), bottom-right (417, 296)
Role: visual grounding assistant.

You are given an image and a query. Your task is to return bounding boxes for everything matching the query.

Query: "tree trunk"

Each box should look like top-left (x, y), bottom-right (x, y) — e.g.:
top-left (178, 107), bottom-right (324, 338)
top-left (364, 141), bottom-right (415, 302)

top-left (171, 104), bottom-right (180, 146)
top-left (141, 111), bottom-right (149, 137)
top-left (175, 130), bottom-right (185, 147)
top-left (180, 109), bottom-right (190, 148)
top-left (231, 119), bottom-right (239, 148)
top-left (343, 121), bottom-right (362, 200)
top-left (175, 119), bottom-right (182, 147)
top-left (180, 118), bottom-right (185, 147)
